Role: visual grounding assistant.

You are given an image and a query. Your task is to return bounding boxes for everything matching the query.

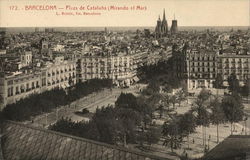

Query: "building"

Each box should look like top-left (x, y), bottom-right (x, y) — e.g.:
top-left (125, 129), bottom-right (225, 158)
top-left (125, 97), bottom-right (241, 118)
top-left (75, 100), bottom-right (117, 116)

top-left (20, 51), bottom-right (32, 67)
top-left (77, 54), bottom-right (134, 87)
top-left (0, 69), bottom-right (46, 110)
top-left (45, 56), bottom-right (76, 90)
top-left (0, 56), bottom-right (76, 109)
top-left (170, 18), bottom-right (178, 34)
top-left (203, 135), bottom-right (250, 160)
top-left (217, 52), bottom-right (250, 86)
top-left (186, 49), bottom-right (217, 90)
top-left (173, 48), bottom-right (250, 91)
top-left (40, 38), bottom-right (50, 56)
top-left (155, 9), bottom-right (168, 38)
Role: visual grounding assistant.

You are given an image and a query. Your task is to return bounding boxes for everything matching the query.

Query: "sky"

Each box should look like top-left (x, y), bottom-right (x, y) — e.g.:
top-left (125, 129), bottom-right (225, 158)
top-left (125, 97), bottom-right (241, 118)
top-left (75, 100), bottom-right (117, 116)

top-left (0, 0), bottom-right (249, 27)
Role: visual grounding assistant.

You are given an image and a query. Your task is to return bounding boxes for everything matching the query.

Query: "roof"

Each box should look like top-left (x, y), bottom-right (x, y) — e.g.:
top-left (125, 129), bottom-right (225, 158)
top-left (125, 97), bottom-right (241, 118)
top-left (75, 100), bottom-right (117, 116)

top-left (1, 121), bottom-right (169, 160)
top-left (203, 135), bottom-right (250, 160)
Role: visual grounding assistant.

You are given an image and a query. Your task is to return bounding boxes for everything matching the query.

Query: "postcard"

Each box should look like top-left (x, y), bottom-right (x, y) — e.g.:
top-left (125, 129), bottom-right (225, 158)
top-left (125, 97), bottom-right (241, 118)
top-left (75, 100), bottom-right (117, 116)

top-left (0, 0), bottom-right (249, 160)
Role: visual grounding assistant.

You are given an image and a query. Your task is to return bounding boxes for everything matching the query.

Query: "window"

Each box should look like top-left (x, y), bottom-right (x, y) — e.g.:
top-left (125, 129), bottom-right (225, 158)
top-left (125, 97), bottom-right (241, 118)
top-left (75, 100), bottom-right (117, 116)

top-left (8, 87), bottom-right (13, 97)
top-left (16, 86), bottom-right (19, 94)
top-left (7, 80), bottom-right (13, 85)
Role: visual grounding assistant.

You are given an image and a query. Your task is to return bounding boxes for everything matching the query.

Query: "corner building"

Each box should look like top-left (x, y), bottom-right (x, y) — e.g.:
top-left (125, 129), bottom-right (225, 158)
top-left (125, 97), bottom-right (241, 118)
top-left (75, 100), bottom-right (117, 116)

top-left (77, 54), bottom-right (134, 87)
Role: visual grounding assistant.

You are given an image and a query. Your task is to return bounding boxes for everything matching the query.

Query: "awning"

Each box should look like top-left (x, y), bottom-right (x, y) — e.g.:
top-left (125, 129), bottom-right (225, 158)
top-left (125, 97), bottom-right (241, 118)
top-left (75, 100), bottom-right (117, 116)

top-left (61, 84), bottom-right (66, 89)
top-left (133, 76), bottom-right (139, 82)
top-left (65, 83), bottom-right (70, 87)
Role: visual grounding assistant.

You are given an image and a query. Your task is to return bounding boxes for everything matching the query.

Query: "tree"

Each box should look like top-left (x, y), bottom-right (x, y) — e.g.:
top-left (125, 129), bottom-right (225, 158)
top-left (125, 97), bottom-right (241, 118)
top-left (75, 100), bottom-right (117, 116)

top-left (161, 93), bottom-right (171, 111)
top-left (146, 127), bottom-right (161, 145)
top-left (213, 74), bottom-right (224, 95)
top-left (209, 97), bottom-right (225, 143)
top-left (142, 80), bottom-right (160, 96)
top-left (221, 95), bottom-right (244, 135)
top-left (116, 107), bottom-right (141, 146)
top-left (176, 89), bottom-right (187, 107)
top-left (115, 92), bottom-right (138, 110)
top-left (197, 89), bottom-right (211, 102)
top-left (115, 93), bottom-right (143, 146)
top-left (156, 105), bottom-right (164, 118)
top-left (162, 118), bottom-right (183, 152)
top-left (179, 111), bottom-right (196, 149)
top-left (192, 89), bottom-right (211, 146)
top-left (240, 79), bottom-right (250, 97)
top-left (139, 126), bottom-right (161, 147)
top-left (227, 73), bottom-right (240, 94)
top-left (170, 95), bottom-right (178, 109)
top-left (136, 95), bottom-right (153, 129)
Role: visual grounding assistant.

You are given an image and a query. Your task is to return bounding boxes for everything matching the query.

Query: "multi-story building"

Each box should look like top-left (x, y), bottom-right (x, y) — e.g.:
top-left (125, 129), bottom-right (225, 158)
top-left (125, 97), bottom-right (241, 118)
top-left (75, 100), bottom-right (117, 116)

top-left (174, 48), bottom-right (250, 91)
top-left (186, 49), bottom-right (217, 90)
top-left (77, 54), bottom-right (134, 87)
top-left (45, 56), bottom-right (76, 90)
top-left (0, 69), bottom-right (47, 110)
top-left (0, 56), bottom-right (76, 109)
top-left (217, 53), bottom-right (250, 86)
top-left (20, 51), bottom-right (32, 67)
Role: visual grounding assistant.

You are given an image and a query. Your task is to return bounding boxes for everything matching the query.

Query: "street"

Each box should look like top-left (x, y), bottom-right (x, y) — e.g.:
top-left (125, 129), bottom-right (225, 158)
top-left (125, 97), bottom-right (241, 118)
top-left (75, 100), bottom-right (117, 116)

top-left (27, 86), bottom-right (140, 128)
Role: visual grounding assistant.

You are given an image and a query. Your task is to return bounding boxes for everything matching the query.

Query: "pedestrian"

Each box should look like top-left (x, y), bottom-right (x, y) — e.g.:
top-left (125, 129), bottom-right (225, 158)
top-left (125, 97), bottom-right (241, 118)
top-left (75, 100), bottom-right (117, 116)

top-left (192, 138), bottom-right (195, 144)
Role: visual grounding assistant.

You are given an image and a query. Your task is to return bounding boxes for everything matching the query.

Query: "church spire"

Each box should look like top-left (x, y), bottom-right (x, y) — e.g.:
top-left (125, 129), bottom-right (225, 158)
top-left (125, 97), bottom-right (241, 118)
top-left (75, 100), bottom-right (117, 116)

top-left (163, 9), bottom-right (166, 21)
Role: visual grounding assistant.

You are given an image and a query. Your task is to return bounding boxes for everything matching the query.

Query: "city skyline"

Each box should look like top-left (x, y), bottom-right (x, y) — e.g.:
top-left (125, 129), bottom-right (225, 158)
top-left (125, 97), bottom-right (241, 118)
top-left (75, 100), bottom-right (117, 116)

top-left (0, 0), bottom-right (249, 27)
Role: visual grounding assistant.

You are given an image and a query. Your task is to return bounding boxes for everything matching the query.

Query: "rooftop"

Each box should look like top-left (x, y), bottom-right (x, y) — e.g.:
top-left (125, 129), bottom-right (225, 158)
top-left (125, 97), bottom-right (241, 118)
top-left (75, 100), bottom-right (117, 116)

top-left (1, 121), bottom-right (169, 160)
top-left (203, 135), bottom-right (250, 160)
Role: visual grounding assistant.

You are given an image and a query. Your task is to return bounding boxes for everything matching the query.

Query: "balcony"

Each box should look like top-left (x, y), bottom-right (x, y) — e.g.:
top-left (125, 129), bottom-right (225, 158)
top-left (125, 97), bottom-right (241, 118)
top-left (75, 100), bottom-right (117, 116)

top-left (26, 88), bottom-right (31, 92)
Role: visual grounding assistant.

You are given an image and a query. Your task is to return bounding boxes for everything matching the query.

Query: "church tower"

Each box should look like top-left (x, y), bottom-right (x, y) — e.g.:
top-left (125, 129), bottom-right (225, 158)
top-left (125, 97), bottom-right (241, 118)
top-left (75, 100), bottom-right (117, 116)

top-left (161, 9), bottom-right (168, 35)
top-left (170, 14), bottom-right (178, 34)
top-left (155, 15), bottom-right (162, 38)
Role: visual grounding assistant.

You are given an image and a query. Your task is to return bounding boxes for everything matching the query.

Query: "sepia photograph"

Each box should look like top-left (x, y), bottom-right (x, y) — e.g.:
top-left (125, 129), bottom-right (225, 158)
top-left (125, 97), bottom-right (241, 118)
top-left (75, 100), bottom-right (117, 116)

top-left (0, 0), bottom-right (249, 159)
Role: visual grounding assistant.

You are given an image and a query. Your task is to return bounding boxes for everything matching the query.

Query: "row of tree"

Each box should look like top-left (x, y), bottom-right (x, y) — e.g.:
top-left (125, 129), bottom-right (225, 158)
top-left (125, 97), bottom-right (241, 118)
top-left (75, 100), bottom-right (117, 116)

top-left (1, 79), bottom-right (113, 121)
top-left (50, 92), bottom-right (162, 147)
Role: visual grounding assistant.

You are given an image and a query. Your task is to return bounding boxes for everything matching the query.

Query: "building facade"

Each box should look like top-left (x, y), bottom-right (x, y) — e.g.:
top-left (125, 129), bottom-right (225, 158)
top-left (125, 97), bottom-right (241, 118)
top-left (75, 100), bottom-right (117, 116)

top-left (0, 69), bottom-right (46, 110)
top-left (173, 49), bottom-right (250, 91)
top-left (45, 56), bottom-right (76, 90)
top-left (0, 56), bottom-right (76, 109)
top-left (217, 53), bottom-right (250, 86)
top-left (77, 54), bottom-right (134, 87)
top-left (186, 49), bottom-right (217, 90)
